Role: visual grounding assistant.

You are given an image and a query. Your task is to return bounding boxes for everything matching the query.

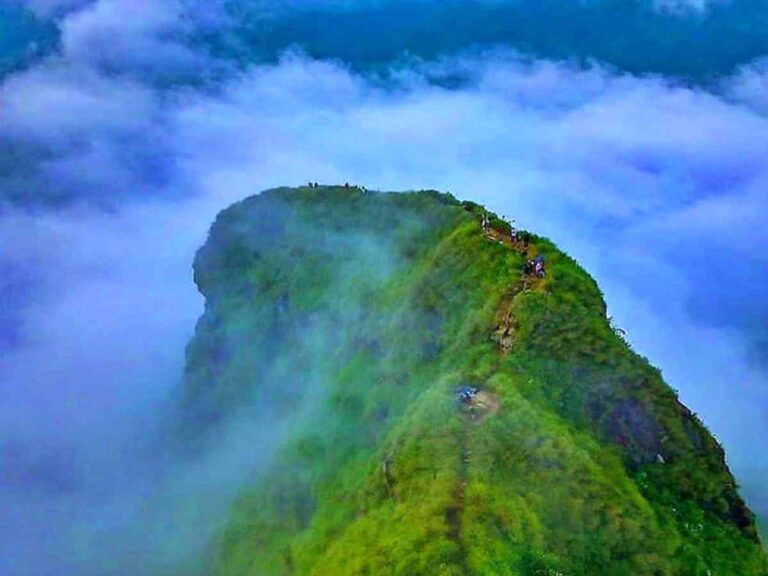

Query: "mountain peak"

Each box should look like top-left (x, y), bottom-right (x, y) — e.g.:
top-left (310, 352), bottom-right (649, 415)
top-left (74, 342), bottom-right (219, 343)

top-left (180, 186), bottom-right (766, 575)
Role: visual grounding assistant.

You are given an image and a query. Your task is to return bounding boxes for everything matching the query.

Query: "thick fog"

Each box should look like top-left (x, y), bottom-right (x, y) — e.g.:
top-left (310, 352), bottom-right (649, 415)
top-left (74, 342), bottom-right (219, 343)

top-left (1, 1), bottom-right (767, 574)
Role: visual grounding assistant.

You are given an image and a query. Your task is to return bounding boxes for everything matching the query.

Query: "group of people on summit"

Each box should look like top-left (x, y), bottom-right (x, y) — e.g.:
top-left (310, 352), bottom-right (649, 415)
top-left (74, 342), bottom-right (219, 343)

top-left (480, 211), bottom-right (546, 278)
top-left (308, 181), bottom-right (368, 193)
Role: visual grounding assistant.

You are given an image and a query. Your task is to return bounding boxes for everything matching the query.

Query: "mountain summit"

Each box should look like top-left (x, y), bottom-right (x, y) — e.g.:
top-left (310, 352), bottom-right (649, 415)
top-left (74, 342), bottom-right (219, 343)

top-left (181, 186), bottom-right (766, 576)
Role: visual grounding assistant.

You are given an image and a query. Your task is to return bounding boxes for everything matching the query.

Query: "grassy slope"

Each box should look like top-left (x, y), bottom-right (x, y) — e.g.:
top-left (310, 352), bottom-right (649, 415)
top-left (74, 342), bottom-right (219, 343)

top-left (182, 186), bottom-right (767, 576)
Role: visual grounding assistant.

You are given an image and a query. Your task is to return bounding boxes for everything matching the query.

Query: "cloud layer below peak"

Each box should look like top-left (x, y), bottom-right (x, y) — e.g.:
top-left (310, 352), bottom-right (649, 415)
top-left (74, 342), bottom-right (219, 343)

top-left (1, 1), bottom-right (767, 573)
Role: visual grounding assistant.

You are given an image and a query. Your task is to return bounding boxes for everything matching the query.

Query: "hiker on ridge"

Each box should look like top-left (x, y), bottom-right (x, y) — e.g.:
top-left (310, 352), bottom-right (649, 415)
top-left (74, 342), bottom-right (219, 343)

top-left (509, 220), bottom-right (518, 242)
top-left (524, 259), bottom-right (535, 276)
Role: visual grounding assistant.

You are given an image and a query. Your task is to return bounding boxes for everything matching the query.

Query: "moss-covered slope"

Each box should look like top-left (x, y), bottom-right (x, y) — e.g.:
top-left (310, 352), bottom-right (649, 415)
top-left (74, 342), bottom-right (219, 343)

top-left (181, 186), bottom-right (766, 576)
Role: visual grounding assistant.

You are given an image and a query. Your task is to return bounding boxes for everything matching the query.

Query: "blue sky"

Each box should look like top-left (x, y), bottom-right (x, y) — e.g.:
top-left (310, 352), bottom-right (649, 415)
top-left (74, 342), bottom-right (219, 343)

top-left (1, 0), bottom-right (767, 573)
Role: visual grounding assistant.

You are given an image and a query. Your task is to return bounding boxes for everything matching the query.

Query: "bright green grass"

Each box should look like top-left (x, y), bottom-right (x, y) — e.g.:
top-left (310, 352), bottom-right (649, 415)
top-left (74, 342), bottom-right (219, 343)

top-left (181, 186), bottom-right (766, 576)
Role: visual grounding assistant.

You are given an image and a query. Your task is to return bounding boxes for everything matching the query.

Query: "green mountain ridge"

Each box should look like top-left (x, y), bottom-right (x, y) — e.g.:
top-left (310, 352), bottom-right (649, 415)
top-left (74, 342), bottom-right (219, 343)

top-left (180, 186), bottom-right (767, 575)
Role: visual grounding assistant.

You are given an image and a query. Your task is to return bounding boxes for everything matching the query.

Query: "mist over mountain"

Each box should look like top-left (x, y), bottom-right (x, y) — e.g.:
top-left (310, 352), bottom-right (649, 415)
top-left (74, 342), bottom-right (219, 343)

top-left (185, 186), bottom-right (765, 575)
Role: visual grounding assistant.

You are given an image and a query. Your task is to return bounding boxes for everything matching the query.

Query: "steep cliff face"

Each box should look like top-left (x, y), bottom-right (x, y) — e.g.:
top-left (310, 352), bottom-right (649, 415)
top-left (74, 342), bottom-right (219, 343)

top-left (181, 186), bottom-right (766, 576)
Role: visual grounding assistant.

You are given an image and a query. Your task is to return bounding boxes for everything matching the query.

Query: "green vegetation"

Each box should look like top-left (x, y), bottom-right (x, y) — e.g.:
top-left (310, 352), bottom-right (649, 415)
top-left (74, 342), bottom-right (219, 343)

top-left (181, 186), bottom-right (767, 575)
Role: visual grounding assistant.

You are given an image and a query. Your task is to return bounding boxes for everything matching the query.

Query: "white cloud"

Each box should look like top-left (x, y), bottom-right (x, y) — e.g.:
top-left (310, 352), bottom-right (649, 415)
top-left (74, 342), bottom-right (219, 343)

top-left (651, 0), bottom-right (727, 15)
top-left (58, 0), bottom-right (204, 75)
top-left (1, 1), bottom-right (767, 569)
top-left (0, 63), bottom-right (157, 144)
top-left (726, 58), bottom-right (768, 116)
top-left (14, 0), bottom-right (93, 18)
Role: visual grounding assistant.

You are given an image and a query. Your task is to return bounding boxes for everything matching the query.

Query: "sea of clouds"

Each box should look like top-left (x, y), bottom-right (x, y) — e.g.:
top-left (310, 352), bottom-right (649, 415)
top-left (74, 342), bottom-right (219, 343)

top-left (1, 0), bottom-right (766, 574)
